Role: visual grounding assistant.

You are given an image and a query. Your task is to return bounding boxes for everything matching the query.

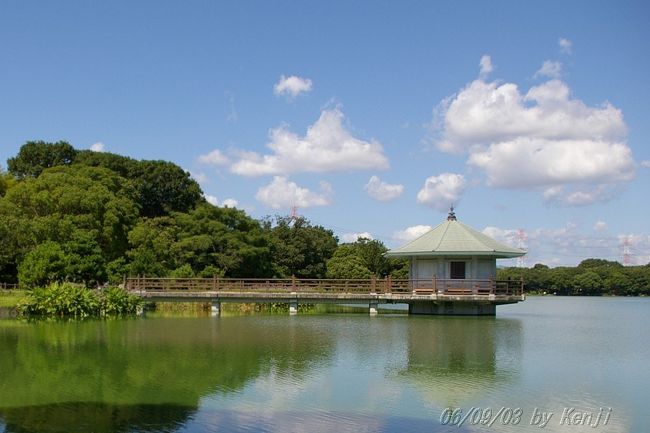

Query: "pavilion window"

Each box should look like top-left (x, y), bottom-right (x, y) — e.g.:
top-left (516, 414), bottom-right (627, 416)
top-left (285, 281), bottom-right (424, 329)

top-left (450, 261), bottom-right (466, 279)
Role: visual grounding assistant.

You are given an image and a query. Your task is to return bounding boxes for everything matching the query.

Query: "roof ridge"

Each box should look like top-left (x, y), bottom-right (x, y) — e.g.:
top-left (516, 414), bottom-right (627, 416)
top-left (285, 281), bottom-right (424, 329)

top-left (434, 220), bottom-right (451, 251)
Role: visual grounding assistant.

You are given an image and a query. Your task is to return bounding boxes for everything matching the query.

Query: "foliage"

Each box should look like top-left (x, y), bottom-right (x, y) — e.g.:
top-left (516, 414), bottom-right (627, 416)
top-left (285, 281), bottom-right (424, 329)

top-left (326, 237), bottom-right (409, 279)
top-left (7, 140), bottom-right (77, 178)
top-left (326, 246), bottom-right (373, 279)
top-left (17, 242), bottom-right (67, 287)
top-left (16, 283), bottom-right (141, 317)
top-left (498, 258), bottom-right (650, 296)
top-left (264, 216), bottom-right (338, 278)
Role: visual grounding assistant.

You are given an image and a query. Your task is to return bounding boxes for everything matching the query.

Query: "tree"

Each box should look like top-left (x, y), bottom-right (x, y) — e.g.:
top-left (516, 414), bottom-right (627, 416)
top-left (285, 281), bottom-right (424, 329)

top-left (18, 242), bottom-right (67, 287)
top-left (131, 160), bottom-right (202, 217)
top-left (326, 247), bottom-right (373, 279)
top-left (264, 216), bottom-right (338, 278)
top-left (7, 141), bottom-right (77, 178)
top-left (574, 270), bottom-right (603, 295)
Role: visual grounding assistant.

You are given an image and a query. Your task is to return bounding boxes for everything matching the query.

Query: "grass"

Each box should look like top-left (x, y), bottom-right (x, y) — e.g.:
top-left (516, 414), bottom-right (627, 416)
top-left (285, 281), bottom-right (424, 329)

top-left (0, 290), bottom-right (28, 308)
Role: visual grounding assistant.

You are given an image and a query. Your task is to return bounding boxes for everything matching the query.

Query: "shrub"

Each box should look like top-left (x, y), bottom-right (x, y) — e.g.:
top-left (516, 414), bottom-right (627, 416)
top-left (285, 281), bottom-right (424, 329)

top-left (17, 283), bottom-right (141, 318)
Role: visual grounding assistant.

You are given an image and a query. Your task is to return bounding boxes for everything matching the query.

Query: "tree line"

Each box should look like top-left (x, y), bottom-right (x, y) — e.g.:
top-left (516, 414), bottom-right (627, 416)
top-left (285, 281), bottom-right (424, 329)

top-left (498, 259), bottom-right (650, 296)
top-left (1, 141), bottom-right (407, 287)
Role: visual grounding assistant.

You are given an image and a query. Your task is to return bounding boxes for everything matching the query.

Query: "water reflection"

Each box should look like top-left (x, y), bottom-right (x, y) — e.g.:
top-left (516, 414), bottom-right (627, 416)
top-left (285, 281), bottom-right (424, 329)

top-left (400, 317), bottom-right (523, 407)
top-left (0, 317), bottom-right (335, 433)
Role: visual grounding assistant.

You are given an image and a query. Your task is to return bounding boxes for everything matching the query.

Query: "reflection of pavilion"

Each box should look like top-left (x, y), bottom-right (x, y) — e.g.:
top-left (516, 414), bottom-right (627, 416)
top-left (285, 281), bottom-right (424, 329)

top-left (399, 317), bottom-right (523, 407)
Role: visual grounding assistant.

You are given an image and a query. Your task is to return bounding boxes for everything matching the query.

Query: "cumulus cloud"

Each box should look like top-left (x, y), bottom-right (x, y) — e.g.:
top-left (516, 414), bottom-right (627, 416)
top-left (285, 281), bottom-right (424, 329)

top-left (641, 160), bottom-right (650, 168)
top-left (255, 176), bottom-right (332, 209)
top-left (222, 198), bottom-right (239, 208)
top-left (416, 173), bottom-right (466, 212)
top-left (534, 60), bottom-right (562, 79)
top-left (204, 194), bottom-right (219, 206)
top-left (231, 108), bottom-right (389, 176)
top-left (559, 38), bottom-right (572, 54)
top-left (486, 223), bottom-right (650, 266)
top-left (190, 172), bottom-right (209, 185)
top-left (341, 232), bottom-right (374, 243)
top-left (392, 225), bottom-right (433, 244)
top-left (479, 55), bottom-right (493, 77)
top-left (433, 59), bottom-right (634, 206)
top-left (203, 194), bottom-right (238, 208)
top-left (273, 75), bottom-right (313, 98)
top-left (198, 149), bottom-right (229, 166)
top-left (90, 142), bottom-right (104, 152)
top-left (364, 176), bottom-right (404, 202)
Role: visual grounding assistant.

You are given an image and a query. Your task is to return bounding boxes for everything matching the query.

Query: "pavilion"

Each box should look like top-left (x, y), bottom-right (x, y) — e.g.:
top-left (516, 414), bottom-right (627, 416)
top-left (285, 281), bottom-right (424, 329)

top-left (385, 207), bottom-right (526, 315)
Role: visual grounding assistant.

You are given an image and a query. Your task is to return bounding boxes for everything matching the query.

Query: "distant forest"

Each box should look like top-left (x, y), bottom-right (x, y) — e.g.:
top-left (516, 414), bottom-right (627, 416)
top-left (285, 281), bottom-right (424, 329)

top-left (1, 141), bottom-right (648, 295)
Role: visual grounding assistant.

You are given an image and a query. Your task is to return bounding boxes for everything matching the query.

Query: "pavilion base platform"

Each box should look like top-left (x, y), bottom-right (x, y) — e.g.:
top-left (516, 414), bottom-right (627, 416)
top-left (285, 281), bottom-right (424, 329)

top-left (408, 301), bottom-right (497, 316)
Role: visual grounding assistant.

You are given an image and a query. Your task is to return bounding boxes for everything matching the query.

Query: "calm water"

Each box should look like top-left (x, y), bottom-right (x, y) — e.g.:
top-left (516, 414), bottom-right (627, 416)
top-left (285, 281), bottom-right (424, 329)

top-left (0, 297), bottom-right (648, 433)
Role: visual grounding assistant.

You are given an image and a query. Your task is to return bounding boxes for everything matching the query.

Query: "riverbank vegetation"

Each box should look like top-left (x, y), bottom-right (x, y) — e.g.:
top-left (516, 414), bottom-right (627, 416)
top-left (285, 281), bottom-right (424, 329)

top-left (498, 259), bottom-right (650, 296)
top-left (16, 283), bottom-right (141, 318)
top-left (2, 141), bottom-right (649, 296)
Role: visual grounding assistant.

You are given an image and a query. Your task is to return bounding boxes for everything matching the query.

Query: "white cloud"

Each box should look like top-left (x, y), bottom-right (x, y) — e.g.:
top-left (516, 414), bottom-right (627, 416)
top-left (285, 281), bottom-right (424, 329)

top-left (255, 176), bottom-right (332, 209)
top-left (433, 61), bottom-right (634, 205)
top-left (198, 149), bottom-right (229, 166)
top-left (204, 194), bottom-right (219, 206)
top-left (594, 221), bottom-right (607, 231)
top-left (392, 225), bottom-right (433, 244)
top-left (190, 172), bottom-right (209, 185)
top-left (90, 142), bottom-right (104, 152)
top-left (364, 176), bottom-right (404, 202)
top-left (641, 160), bottom-right (650, 168)
top-left (416, 173), bottom-right (466, 212)
top-left (469, 138), bottom-right (633, 188)
top-left (484, 222), bottom-right (650, 266)
top-left (273, 75), bottom-right (313, 98)
top-left (534, 60), bottom-right (562, 79)
top-left (341, 232), bottom-right (374, 243)
top-left (559, 38), bottom-right (573, 54)
top-left (222, 198), bottom-right (239, 208)
top-left (231, 108), bottom-right (389, 176)
top-left (479, 55), bottom-right (493, 77)
top-left (203, 194), bottom-right (238, 208)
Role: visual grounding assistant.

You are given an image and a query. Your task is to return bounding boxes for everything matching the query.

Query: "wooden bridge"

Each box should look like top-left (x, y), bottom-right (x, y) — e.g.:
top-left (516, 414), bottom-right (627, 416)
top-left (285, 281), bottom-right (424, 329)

top-left (126, 276), bottom-right (525, 316)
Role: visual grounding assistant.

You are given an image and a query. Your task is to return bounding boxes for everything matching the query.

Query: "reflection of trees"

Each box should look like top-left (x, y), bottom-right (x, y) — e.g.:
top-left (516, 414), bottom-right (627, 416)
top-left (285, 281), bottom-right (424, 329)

top-left (400, 317), bottom-right (523, 407)
top-left (0, 317), bottom-right (334, 433)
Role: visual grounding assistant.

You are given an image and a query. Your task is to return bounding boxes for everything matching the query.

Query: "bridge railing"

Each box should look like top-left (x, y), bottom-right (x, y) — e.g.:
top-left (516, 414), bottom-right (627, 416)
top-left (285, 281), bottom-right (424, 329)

top-left (125, 277), bottom-right (523, 296)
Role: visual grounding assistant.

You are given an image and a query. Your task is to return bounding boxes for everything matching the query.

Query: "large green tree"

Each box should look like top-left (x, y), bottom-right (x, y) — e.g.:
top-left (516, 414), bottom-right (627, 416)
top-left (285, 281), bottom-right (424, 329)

top-left (264, 216), bottom-right (338, 278)
top-left (7, 141), bottom-right (77, 178)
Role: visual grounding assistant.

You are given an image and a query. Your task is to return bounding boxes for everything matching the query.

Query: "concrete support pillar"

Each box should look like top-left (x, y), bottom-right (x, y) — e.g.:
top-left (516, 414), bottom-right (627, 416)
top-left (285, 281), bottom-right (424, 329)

top-left (211, 301), bottom-right (221, 317)
top-left (289, 299), bottom-right (298, 315)
top-left (369, 301), bottom-right (378, 315)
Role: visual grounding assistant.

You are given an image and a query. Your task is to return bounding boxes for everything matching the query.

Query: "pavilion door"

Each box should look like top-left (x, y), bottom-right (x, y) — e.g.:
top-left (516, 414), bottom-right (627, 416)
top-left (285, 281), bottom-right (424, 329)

top-left (450, 261), bottom-right (466, 279)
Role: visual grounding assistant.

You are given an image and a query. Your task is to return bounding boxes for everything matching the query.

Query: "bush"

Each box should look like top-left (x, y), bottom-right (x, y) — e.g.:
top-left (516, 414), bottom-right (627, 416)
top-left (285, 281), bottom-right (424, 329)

top-left (17, 283), bottom-right (141, 318)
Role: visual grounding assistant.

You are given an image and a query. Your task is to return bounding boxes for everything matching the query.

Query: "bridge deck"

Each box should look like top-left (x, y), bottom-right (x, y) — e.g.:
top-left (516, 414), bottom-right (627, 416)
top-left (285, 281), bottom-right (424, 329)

top-left (127, 277), bottom-right (524, 307)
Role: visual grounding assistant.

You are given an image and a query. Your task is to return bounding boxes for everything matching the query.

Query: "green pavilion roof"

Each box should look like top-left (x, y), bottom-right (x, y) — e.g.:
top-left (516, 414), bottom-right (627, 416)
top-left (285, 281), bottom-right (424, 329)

top-left (386, 212), bottom-right (526, 259)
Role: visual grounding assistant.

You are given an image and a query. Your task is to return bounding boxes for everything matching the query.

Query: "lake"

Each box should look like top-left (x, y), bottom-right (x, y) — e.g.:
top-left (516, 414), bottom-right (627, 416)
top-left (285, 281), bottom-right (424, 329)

top-left (1, 296), bottom-right (648, 432)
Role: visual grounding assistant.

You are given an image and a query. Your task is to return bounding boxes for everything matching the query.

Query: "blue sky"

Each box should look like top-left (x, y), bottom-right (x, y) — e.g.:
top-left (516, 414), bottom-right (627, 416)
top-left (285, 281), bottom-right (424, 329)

top-left (1, 1), bottom-right (649, 266)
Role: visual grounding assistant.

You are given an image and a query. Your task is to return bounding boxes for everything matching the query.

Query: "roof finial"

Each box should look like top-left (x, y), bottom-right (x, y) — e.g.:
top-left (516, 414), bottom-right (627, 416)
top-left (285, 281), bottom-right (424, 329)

top-left (447, 205), bottom-right (457, 221)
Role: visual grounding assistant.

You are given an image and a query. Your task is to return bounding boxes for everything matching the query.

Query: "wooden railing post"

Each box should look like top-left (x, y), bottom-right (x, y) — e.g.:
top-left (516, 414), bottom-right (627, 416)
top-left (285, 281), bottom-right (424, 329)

top-left (371, 276), bottom-right (376, 294)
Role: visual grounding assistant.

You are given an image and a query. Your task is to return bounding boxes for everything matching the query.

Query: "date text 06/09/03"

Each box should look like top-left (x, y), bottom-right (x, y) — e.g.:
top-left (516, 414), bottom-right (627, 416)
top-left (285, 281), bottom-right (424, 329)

top-left (440, 407), bottom-right (612, 428)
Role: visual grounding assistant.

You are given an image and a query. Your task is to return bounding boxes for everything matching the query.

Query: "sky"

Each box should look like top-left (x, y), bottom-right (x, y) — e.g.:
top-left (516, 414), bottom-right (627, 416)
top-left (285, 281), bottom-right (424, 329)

top-left (1, 1), bottom-right (649, 266)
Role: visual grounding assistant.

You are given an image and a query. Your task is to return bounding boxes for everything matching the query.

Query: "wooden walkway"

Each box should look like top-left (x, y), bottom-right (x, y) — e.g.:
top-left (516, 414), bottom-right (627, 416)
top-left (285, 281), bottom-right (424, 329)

top-left (126, 277), bottom-right (525, 316)
top-left (125, 276), bottom-right (523, 296)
